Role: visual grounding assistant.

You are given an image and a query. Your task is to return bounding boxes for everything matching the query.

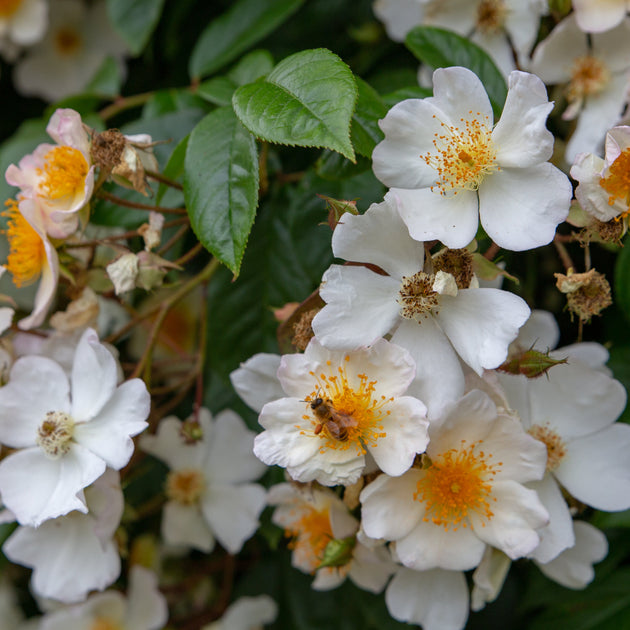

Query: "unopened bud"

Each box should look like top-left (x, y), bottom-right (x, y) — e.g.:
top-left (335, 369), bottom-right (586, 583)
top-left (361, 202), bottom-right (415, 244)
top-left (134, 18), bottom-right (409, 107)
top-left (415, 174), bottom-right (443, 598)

top-left (318, 536), bottom-right (356, 569)
top-left (318, 195), bottom-right (358, 230)
top-left (497, 349), bottom-right (567, 378)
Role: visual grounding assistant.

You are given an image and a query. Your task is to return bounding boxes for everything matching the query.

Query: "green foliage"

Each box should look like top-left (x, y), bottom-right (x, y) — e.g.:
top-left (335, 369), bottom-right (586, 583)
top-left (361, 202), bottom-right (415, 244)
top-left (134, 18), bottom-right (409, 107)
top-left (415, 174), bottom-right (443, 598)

top-left (184, 107), bottom-right (259, 275)
top-left (189, 0), bottom-right (304, 80)
top-left (614, 235), bottom-right (630, 324)
top-left (107, 0), bottom-right (167, 55)
top-left (233, 49), bottom-right (358, 160)
top-left (405, 25), bottom-right (508, 118)
top-left (85, 57), bottom-right (124, 98)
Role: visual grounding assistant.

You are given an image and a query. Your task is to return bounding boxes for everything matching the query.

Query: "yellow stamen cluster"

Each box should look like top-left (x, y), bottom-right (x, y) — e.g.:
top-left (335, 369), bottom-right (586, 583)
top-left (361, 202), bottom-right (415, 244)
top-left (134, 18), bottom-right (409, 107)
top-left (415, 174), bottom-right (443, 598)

top-left (600, 148), bottom-right (630, 218)
top-left (567, 56), bottom-right (610, 104)
top-left (2, 198), bottom-right (46, 288)
top-left (285, 505), bottom-right (333, 573)
top-left (54, 27), bottom-right (82, 56)
top-left (476, 0), bottom-right (507, 34)
top-left (37, 145), bottom-right (89, 201)
top-left (414, 440), bottom-right (500, 530)
top-left (421, 113), bottom-right (498, 196)
top-left (0, 0), bottom-right (22, 18)
top-left (166, 468), bottom-right (205, 505)
top-left (301, 358), bottom-right (390, 453)
top-left (398, 271), bottom-right (439, 320)
top-left (528, 424), bottom-right (567, 473)
top-left (90, 618), bottom-right (123, 630)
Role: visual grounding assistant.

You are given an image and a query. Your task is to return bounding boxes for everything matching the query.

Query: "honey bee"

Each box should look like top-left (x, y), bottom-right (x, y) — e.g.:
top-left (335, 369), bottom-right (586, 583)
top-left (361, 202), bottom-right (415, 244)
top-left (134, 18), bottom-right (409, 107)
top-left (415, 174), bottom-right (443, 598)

top-left (310, 397), bottom-right (357, 441)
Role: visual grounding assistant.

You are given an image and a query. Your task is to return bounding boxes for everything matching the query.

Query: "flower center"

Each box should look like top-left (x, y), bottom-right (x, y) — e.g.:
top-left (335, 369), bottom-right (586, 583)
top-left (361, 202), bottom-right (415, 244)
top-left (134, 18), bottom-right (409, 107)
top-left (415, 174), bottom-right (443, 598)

top-left (568, 56), bottom-right (610, 104)
top-left (302, 358), bottom-right (389, 454)
top-left (528, 424), bottom-right (566, 473)
top-left (36, 411), bottom-right (75, 458)
top-left (0, 0), bottom-right (22, 18)
top-left (90, 619), bottom-right (123, 630)
top-left (432, 248), bottom-right (475, 289)
top-left (284, 505), bottom-right (333, 573)
top-left (166, 468), bottom-right (205, 505)
top-left (421, 112), bottom-right (498, 196)
top-left (476, 0), bottom-right (507, 33)
top-left (54, 26), bottom-right (82, 56)
top-left (414, 440), bottom-right (500, 530)
top-left (600, 148), bottom-right (630, 216)
top-left (2, 199), bottom-right (46, 288)
top-left (37, 146), bottom-right (89, 202)
top-left (398, 271), bottom-right (439, 320)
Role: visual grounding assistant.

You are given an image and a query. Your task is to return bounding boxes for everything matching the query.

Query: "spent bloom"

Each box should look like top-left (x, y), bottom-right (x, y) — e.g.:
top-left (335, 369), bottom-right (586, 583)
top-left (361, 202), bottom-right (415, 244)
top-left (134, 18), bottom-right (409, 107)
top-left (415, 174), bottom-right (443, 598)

top-left (571, 125), bottom-right (630, 222)
top-left (530, 15), bottom-right (630, 162)
top-left (140, 408), bottom-right (267, 554)
top-left (372, 66), bottom-right (571, 250)
top-left (6, 108), bottom-right (94, 239)
top-left (0, 327), bottom-right (150, 526)
top-left (253, 338), bottom-right (429, 486)
top-left (360, 390), bottom-right (549, 570)
top-left (312, 197), bottom-right (530, 415)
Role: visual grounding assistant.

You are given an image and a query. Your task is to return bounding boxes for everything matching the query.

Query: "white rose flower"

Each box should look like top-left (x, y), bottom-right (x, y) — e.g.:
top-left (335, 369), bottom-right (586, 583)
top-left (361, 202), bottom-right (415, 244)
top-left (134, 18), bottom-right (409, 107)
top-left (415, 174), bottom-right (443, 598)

top-left (360, 390), bottom-right (549, 569)
top-left (141, 408), bottom-right (267, 554)
top-left (311, 197), bottom-right (530, 416)
top-left (0, 0), bottom-right (47, 48)
top-left (254, 338), bottom-right (429, 486)
top-left (0, 327), bottom-right (149, 526)
top-left (2, 469), bottom-right (123, 603)
top-left (372, 66), bottom-right (572, 251)
top-left (530, 15), bottom-right (630, 162)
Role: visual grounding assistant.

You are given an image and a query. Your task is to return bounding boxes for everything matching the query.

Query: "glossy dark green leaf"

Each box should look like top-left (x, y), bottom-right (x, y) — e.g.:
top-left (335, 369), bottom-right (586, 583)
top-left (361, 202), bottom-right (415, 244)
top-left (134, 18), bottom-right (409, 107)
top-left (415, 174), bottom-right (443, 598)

top-left (184, 107), bottom-right (259, 274)
top-left (232, 49), bottom-right (357, 160)
top-left (405, 26), bottom-right (508, 117)
top-left (351, 77), bottom-right (388, 157)
top-left (615, 236), bottom-right (630, 324)
top-left (156, 135), bottom-right (188, 206)
top-left (189, 0), bottom-right (303, 79)
top-left (107, 0), bottom-right (166, 55)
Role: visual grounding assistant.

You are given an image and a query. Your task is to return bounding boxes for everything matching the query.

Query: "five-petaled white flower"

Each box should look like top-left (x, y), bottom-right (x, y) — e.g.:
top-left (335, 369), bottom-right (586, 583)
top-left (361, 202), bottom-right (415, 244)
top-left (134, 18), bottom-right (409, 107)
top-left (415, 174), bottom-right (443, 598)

top-left (254, 337), bottom-right (429, 486)
top-left (372, 66), bottom-right (571, 251)
top-left (0, 327), bottom-right (150, 527)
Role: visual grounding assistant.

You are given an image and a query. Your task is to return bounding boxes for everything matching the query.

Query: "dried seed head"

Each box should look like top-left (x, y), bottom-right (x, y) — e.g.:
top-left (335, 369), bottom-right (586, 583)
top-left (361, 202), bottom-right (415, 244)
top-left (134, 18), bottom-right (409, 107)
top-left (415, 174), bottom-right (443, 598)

top-left (555, 268), bottom-right (612, 322)
top-left (432, 248), bottom-right (475, 289)
top-left (292, 308), bottom-right (319, 351)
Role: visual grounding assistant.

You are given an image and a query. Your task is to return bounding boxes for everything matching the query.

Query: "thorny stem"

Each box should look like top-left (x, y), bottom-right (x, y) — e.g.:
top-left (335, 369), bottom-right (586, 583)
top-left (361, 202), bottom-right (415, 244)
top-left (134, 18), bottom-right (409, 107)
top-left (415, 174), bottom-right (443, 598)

top-left (97, 189), bottom-right (187, 215)
top-left (192, 284), bottom-right (208, 424)
top-left (483, 241), bottom-right (500, 260)
top-left (259, 141), bottom-right (269, 197)
top-left (174, 242), bottom-right (204, 266)
top-left (157, 224), bottom-right (190, 256)
top-left (145, 169), bottom-right (184, 191)
top-left (584, 242), bottom-right (591, 271)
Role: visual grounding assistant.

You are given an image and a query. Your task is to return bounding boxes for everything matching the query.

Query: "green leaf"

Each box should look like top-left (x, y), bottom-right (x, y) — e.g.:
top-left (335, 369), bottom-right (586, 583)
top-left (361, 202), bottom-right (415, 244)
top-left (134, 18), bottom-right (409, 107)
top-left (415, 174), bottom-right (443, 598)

top-left (156, 135), bottom-right (188, 206)
top-left (405, 26), bottom-right (508, 118)
top-left (106, 0), bottom-right (166, 56)
top-left (184, 107), bottom-right (259, 275)
top-left (197, 50), bottom-right (275, 107)
top-left (189, 0), bottom-right (303, 80)
top-left (351, 77), bottom-right (387, 157)
top-left (85, 56), bottom-right (123, 98)
top-left (232, 48), bottom-right (358, 161)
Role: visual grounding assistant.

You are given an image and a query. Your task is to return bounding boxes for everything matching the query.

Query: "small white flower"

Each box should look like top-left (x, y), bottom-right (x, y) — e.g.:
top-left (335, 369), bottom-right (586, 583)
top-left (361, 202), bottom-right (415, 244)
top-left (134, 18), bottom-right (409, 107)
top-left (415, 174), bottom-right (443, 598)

top-left (572, 0), bottom-right (630, 33)
top-left (141, 408), bottom-right (267, 554)
top-left (38, 566), bottom-right (167, 630)
top-left (13, 0), bottom-right (128, 102)
top-left (312, 197), bottom-right (530, 415)
top-left (202, 596), bottom-right (278, 630)
top-left (0, 327), bottom-right (149, 526)
top-left (374, 0), bottom-right (546, 76)
top-left (385, 566), bottom-right (469, 630)
top-left (2, 469), bottom-right (123, 603)
top-left (530, 15), bottom-right (630, 162)
top-left (571, 125), bottom-right (630, 222)
top-left (360, 390), bottom-right (548, 569)
top-left (0, 0), bottom-right (47, 48)
top-left (5, 108), bottom-right (95, 239)
top-left (372, 66), bottom-right (572, 250)
top-left (254, 338), bottom-right (429, 486)
top-left (269, 483), bottom-right (395, 592)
